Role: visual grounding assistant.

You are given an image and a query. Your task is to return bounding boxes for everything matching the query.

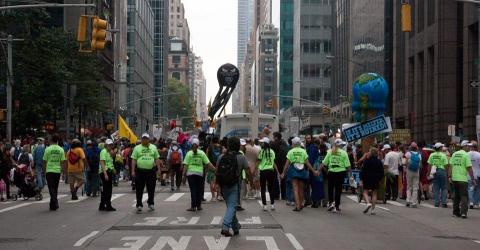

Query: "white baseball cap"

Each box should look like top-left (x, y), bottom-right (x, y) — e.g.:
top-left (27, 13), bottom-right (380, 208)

top-left (240, 139), bottom-right (247, 146)
top-left (192, 138), bottom-right (200, 146)
top-left (433, 142), bottom-right (444, 148)
top-left (142, 133), bottom-right (150, 139)
top-left (461, 140), bottom-right (470, 147)
top-left (334, 138), bottom-right (343, 146)
top-left (292, 137), bottom-right (301, 145)
top-left (382, 144), bottom-right (391, 150)
top-left (259, 137), bottom-right (270, 144)
top-left (105, 139), bottom-right (114, 145)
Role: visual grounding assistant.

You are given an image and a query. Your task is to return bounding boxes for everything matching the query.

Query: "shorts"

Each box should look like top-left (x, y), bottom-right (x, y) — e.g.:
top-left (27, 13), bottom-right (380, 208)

top-left (68, 172), bottom-right (85, 182)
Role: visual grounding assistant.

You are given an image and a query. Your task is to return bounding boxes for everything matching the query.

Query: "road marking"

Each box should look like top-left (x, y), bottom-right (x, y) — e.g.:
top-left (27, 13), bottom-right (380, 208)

top-left (387, 200), bottom-right (404, 206)
top-left (73, 230), bottom-right (99, 247)
top-left (239, 216), bottom-right (262, 224)
top-left (0, 202), bottom-right (32, 213)
top-left (211, 216), bottom-right (222, 225)
top-left (110, 236), bottom-right (151, 250)
top-left (246, 236), bottom-right (279, 250)
top-left (35, 194), bottom-right (68, 204)
top-left (170, 217), bottom-right (200, 225)
top-left (66, 196), bottom-right (88, 203)
top-left (165, 192), bottom-right (185, 201)
top-left (134, 217), bottom-right (168, 226)
top-left (204, 236), bottom-right (230, 250)
top-left (473, 240), bottom-right (480, 244)
top-left (420, 203), bottom-right (437, 209)
top-left (111, 193), bottom-right (125, 201)
top-left (151, 236), bottom-right (191, 250)
top-left (346, 195), bottom-right (390, 211)
top-left (131, 196), bottom-right (149, 208)
top-left (285, 233), bottom-right (304, 250)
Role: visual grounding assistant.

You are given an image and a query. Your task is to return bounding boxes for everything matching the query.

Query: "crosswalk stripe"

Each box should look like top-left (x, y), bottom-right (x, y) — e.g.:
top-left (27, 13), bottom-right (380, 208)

top-left (73, 231), bottom-right (99, 247)
top-left (420, 203), bottom-right (437, 209)
top-left (285, 233), bottom-right (304, 250)
top-left (0, 202), bottom-right (32, 213)
top-left (387, 200), bottom-right (404, 206)
top-left (132, 196), bottom-right (149, 208)
top-left (346, 195), bottom-right (390, 211)
top-left (111, 194), bottom-right (125, 201)
top-left (35, 194), bottom-right (68, 204)
top-left (66, 196), bottom-right (88, 203)
top-left (165, 193), bottom-right (185, 202)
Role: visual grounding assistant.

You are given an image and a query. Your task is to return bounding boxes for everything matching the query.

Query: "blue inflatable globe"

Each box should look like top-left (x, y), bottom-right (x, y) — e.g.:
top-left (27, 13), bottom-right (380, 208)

top-left (352, 73), bottom-right (389, 121)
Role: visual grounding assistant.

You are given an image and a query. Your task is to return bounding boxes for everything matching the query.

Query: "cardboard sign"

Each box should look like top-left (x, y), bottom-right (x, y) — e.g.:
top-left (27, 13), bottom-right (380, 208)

top-left (343, 115), bottom-right (392, 142)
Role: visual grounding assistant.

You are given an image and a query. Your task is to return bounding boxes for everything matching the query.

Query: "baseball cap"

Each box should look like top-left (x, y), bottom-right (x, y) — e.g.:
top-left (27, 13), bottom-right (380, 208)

top-left (461, 140), bottom-right (470, 147)
top-left (105, 139), bottom-right (114, 145)
top-left (292, 137), bottom-right (301, 145)
top-left (334, 138), bottom-right (343, 146)
top-left (240, 139), bottom-right (247, 146)
top-left (259, 137), bottom-right (270, 144)
top-left (433, 142), bottom-right (444, 148)
top-left (142, 133), bottom-right (150, 139)
top-left (192, 138), bottom-right (200, 146)
top-left (382, 144), bottom-right (391, 150)
top-left (86, 140), bottom-right (93, 145)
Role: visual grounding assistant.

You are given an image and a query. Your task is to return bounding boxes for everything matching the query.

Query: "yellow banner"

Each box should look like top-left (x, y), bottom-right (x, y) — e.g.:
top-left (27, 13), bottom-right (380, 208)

top-left (118, 116), bottom-right (138, 144)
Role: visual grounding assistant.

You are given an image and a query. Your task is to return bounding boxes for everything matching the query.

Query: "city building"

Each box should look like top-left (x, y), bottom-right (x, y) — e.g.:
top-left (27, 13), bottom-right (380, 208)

top-left (169, 0), bottom-right (190, 48)
top-left (279, 0), bottom-right (294, 110)
top-left (150, 0), bottom-right (170, 122)
top-left (125, 0), bottom-right (155, 135)
top-left (292, 0), bottom-right (333, 107)
top-left (239, 40), bottom-right (256, 112)
top-left (193, 56), bottom-right (207, 120)
top-left (168, 37), bottom-right (189, 85)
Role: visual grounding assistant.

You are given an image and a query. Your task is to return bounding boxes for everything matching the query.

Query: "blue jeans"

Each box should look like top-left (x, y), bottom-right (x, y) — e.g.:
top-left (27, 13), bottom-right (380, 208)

top-left (432, 168), bottom-right (447, 206)
top-left (35, 165), bottom-right (44, 190)
top-left (468, 177), bottom-right (480, 206)
top-left (286, 167), bottom-right (294, 203)
top-left (221, 184), bottom-right (240, 232)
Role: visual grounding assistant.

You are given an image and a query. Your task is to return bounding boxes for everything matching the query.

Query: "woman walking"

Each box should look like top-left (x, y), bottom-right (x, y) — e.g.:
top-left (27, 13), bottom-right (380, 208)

top-left (183, 138), bottom-right (215, 211)
top-left (360, 148), bottom-right (385, 215)
top-left (321, 139), bottom-right (351, 213)
top-left (256, 137), bottom-right (278, 211)
top-left (281, 137), bottom-right (319, 211)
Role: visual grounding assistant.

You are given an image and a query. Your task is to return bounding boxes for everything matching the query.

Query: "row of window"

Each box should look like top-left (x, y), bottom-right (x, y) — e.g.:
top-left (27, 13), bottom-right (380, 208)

top-left (301, 39), bottom-right (332, 54)
top-left (301, 64), bottom-right (331, 78)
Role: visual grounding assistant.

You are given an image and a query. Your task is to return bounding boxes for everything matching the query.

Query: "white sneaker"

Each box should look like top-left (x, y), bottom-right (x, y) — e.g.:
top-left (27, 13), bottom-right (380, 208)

top-left (271, 204), bottom-right (275, 211)
top-left (370, 208), bottom-right (376, 215)
top-left (363, 203), bottom-right (372, 214)
top-left (327, 203), bottom-right (335, 212)
top-left (263, 205), bottom-right (268, 211)
top-left (136, 206), bottom-right (142, 213)
top-left (148, 204), bottom-right (155, 211)
top-left (332, 207), bottom-right (337, 213)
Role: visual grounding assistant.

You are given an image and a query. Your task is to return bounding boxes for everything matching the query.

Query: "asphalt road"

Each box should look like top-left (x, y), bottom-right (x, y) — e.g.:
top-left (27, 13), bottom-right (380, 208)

top-left (0, 181), bottom-right (479, 250)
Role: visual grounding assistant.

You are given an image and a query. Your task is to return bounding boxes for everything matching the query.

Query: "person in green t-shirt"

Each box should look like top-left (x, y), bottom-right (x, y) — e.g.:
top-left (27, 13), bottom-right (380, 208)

top-left (321, 138), bottom-right (351, 213)
top-left (99, 139), bottom-right (117, 212)
top-left (183, 138), bottom-right (215, 211)
top-left (428, 142), bottom-right (449, 207)
top-left (131, 133), bottom-right (161, 213)
top-left (449, 140), bottom-right (477, 218)
top-left (256, 137), bottom-right (279, 211)
top-left (281, 137), bottom-right (319, 212)
top-left (42, 135), bottom-right (66, 211)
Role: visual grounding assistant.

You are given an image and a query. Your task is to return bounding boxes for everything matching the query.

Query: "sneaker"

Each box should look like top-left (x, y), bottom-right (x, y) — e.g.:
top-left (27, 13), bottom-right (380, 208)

top-left (363, 203), bottom-right (372, 214)
top-left (332, 207), bottom-right (337, 213)
top-left (197, 206), bottom-right (203, 211)
top-left (236, 206), bottom-right (245, 211)
top-left (136, 206), bottom-right (142, 213)
top-left (370, 208), bottom-right (376, 215)
top-left (186, 207), bottom-right (197, 212)
top-left (148, 204), bottom-right (155, 211)
top-left (271, 204), bottom-right (275, 211)
top-left (410, 203), bottom-right (417, 208)
top-left (105, 207), bottom-right (116, 212)
top-left (220, 229), bottom-right (233, 237)
top-left (263, 205), bottom-right (268, 211)
top-left (327, 203), bottom-right (335, 212)
top-left (461, 214), bottom-right (467, 219)
top-left (470, 204), bottom-right (474, 209)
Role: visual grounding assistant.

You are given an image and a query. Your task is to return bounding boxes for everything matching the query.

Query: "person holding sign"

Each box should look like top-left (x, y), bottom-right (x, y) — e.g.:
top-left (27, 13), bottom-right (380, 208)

top-left (281, 137), bottom-right (319, 212)
top-left (321, 139), bottom-right (351, 213)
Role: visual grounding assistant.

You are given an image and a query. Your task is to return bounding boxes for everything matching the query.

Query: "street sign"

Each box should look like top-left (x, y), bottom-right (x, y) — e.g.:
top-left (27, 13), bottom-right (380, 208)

top-left (342, 115), bottom-right (392, 142)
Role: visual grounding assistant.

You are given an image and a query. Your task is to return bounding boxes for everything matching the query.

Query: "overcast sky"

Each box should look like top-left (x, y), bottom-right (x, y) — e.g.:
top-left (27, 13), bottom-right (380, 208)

top-left (182, 0), bottom-right (280, 114)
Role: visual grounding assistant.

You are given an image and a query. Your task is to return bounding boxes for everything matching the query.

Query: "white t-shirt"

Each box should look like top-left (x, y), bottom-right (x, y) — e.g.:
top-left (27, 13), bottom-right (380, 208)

top-left (384, 151), bottom-right (401, 175)
top-left (469, 150), bottom-right (480, 178)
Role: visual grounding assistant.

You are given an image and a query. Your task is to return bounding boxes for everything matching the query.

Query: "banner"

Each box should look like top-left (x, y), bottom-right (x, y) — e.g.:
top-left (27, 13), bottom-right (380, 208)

top-left (118, 115), bottom-right (138, 144)
top-left (342, 115), bottom-right (392, 142)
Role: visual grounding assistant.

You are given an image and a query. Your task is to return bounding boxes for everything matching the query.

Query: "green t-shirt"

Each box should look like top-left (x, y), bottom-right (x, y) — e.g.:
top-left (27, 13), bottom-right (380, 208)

top-left (322, 149), bottom-right (350, 172)
top-left (449, 150), bottom-right (472, 182)
top-left (42, 144), bottom-right (65, 174)
top-left (258, 149), bottom-right (275, 171)
top-left (99, 148), bottom-right (114, 173)
top-left (183, 149), bottom-right (210, 174)
top-left (287, 147), bottom-right (308, 164)
top-left (427, 152), bottom-right (448, 170)
top-left (132, 144), bottom-right (160, 170)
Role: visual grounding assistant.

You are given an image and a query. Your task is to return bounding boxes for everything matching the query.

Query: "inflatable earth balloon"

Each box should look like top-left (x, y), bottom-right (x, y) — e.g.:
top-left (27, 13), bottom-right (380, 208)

top-left (351, 73), bottom-right (389, 122)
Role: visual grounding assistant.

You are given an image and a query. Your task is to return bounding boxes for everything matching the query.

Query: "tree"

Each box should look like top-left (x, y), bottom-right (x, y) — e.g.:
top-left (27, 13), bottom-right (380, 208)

top-left (166, 78), bottom-right (195, 130)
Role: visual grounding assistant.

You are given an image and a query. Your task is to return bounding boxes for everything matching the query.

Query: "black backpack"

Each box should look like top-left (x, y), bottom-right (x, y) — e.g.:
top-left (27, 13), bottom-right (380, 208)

top-left (216, 151), bottom-right (240, 187)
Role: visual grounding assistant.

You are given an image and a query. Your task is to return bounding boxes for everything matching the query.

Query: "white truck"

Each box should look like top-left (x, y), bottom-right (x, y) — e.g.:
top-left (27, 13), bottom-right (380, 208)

top-left (214, 112), bottom-right (279, 138)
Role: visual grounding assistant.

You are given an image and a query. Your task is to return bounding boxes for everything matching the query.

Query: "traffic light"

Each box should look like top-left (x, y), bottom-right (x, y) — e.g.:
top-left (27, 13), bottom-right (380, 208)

top-left (91, 17), bottom-right (108, 50)
top-left (401, 3), bottom-right (412, 32)
top-left (77, 15), bottom-right (88, 43)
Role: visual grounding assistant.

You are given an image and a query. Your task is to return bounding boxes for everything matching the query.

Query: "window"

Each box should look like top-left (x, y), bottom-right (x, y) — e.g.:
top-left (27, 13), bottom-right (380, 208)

top-left (427, 0), bottom-right (435, 26)
top-left (172, 72), bottom-right (180, 80)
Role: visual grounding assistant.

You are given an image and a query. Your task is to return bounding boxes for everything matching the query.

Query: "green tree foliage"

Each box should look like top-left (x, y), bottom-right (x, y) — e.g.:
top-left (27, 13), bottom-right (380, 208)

top-left (166, 78), bottom-right (194, 129)
top-left (0, 9), bottom-right (105, 135)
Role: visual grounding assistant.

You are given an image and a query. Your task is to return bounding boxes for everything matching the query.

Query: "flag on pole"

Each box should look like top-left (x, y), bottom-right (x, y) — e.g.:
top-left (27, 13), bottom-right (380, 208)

top-left (118, 116), bottom-right (138, 144)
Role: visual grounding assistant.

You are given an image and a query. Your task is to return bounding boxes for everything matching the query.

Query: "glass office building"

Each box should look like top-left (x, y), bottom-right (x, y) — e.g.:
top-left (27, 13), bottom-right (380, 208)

top-left (279, 0), bottom-right (294, 110)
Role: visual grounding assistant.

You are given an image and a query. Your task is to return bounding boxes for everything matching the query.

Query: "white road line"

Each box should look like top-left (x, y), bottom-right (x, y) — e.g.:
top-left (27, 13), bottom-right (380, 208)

top-left (420, 203), bottom-right (437, 209)
top-left (473, 240), bottom-right (480, 244)
top-left (35, 194), bottom-right (68, 204)
top-left (387, 200), bottom-right (404, 206)
top-left (73, 231), bottom-right (99, 247)
top-left (211, 216), bottom-right (222, 225)
top-left (346, 195), bottom-right (390, 211)
top-left (285, 233), bottom-right (304, 250)
top-left (132, 196), bottom-right (149, 208)
top-left (111, 194), bottom-right (125, 201)
top-left (0, 202), bottom-right (32, 213)
top-left (165, 192), bottom-right (184, 202)
top-left (66, 196), bottom-right (88, 203)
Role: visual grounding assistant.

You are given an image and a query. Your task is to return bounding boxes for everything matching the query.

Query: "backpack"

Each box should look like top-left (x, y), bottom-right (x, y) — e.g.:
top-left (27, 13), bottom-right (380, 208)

top-left (216, 152), bottom-right (240, 187)
top-left (408, 151), bottom-right (421, 171)
top-left (68, 150), bottom-right (81, 165)
top-left (17, 153), bottom-right (31, 166)
top-left (13, 147), bottom-right (21, 162)
top-left (210, 146), bottom-right (222, 165)
top-left (170, 149), bottom-right (182, 165)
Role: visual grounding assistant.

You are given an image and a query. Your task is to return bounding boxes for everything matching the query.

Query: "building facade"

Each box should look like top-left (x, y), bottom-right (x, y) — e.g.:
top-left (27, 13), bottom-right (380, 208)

top-left (150, 0), bottom-right (169, 121)
top-left (279, 0), bottom-right (294, 110)
top-left (193, 56), bottom-right (207, 120)
top-left (169, 0), bottom-right (190, 48)
top-left (168, 37), bottom-right (189, 85)
top-left (293, 0), bottom-right (333, 107)
top-left (126, 0), bottom-right (155, 134)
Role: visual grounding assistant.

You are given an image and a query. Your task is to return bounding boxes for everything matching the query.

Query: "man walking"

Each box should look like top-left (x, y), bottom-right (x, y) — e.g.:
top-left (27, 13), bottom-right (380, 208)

top-left (304, 135), bottom-right (319, 206)
top-left (449, 140), bottom-right (477, 218)
top-left (32, 138), bottom-right (46, 191)
top-left (42, 135), bottom-right (66, 211)
top-left (167, 141), bottom-right (183, 192)
top-left (132, 133), bottom-right (162, 213)
top-left (271, 132), bottom-right (289, 200)
top-left (405, 142), bottom-right (421, 208)
top-left (383, 144), bottom-right (401, 201)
